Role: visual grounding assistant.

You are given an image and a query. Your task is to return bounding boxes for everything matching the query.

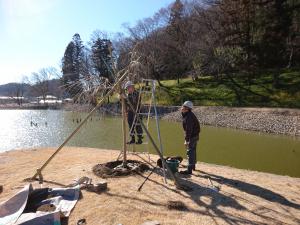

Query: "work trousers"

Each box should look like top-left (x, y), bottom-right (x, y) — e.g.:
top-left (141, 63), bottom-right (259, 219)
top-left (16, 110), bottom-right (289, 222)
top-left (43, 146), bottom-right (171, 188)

top-left (187, 136), bottom-right (199, 171)
top-left (127, 111), bottom-right (143, 138)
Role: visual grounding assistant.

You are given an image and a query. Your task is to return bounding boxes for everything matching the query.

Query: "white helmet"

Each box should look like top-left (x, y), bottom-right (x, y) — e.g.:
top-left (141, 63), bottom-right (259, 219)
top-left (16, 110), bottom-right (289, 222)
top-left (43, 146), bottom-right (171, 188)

top-left (124, 81), bottom-right (134, 89)
top-left (182, 101), bottom-right (193, 109)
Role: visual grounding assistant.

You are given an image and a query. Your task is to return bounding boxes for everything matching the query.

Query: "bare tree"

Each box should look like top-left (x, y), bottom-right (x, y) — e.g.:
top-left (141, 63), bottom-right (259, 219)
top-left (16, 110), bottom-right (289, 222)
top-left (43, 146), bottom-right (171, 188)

top-left (28, 67), bottom-right (59, 103)
top-left (16, 76), bottom-right (28, 106)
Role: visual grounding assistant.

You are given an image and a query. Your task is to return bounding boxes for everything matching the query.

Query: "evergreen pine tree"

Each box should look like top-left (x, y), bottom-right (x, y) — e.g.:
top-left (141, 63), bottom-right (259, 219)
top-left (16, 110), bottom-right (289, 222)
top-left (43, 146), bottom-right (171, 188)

top-left (62, 33), bottom-right (84, 97)
top-left (91, 38), bottom-right (113, 82)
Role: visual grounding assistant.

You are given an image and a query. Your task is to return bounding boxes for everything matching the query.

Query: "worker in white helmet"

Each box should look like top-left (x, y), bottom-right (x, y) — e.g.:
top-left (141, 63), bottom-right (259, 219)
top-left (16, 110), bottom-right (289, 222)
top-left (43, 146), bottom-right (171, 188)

top-left (180, 101), bottom-right (200, 175)
top-left (123, 81), bottom-right (143, 144)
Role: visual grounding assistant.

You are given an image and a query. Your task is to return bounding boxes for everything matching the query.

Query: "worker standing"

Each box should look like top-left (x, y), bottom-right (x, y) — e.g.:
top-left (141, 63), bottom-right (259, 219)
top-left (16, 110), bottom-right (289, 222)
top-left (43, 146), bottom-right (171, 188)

top-left (180, 101), bottom-right (200, 175)
top-left (124, 81), bottom-right (143, 144)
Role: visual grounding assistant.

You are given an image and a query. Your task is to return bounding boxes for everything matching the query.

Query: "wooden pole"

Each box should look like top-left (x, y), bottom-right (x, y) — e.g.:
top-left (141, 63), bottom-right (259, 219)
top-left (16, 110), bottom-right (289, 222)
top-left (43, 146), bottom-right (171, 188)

top-left (121, 88), bottom-right (127, 166)
top-left (31, 71), bottom-right (129, 180)
top-left (151, 80), bottom-right (167, 184)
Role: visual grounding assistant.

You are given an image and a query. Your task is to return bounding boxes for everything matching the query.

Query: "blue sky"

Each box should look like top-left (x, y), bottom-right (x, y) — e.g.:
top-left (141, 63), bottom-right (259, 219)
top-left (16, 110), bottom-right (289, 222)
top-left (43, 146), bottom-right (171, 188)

top-left (0, 0), bottom-right (174, 85)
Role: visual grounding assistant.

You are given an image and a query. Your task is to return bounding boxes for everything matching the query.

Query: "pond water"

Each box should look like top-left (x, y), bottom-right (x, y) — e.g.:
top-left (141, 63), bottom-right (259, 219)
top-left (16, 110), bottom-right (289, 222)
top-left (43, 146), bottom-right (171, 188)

top-left (0, 110), bottom-right (299, 177)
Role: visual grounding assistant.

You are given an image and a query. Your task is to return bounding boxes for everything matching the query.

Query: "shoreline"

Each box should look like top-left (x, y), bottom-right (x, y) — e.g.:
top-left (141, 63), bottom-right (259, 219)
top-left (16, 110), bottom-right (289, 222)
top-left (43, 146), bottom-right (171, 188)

top-left (1, 147), bottom-right (300, 225)
top-left (162, 106), bottom-right (300, 136)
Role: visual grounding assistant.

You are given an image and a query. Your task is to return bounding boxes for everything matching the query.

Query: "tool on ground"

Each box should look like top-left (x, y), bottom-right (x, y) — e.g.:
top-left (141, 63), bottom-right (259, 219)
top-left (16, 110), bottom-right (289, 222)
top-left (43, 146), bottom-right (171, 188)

top-left (137, 166), bottom-right (158, 192)
top-left (68, 176), bottom-right (107, 193)
top-left (77, 218), bottom-right (86, 225)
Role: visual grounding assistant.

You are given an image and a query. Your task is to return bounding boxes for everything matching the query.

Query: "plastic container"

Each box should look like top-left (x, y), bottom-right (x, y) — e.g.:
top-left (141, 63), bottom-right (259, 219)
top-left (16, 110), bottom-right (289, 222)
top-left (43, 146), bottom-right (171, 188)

top-left (166, 159), bottom-right (180, 173)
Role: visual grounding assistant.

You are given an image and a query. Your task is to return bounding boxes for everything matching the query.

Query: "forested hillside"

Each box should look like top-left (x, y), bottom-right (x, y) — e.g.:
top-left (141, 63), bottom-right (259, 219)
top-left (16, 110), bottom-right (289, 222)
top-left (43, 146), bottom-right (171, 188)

top-left (60, 0), bottom-right (299, 107)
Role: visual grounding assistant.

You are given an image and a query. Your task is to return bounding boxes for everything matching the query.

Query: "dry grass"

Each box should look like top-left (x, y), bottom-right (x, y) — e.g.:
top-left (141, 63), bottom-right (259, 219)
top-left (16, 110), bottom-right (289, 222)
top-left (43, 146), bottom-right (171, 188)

top-left (0, 147), bottom-right (300, 225)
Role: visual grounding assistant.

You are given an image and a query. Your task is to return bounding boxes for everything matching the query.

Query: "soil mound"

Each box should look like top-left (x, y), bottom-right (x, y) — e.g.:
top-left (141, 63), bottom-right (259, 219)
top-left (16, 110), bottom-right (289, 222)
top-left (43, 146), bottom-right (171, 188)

top-left (92, 160), bottom-right (150, 178)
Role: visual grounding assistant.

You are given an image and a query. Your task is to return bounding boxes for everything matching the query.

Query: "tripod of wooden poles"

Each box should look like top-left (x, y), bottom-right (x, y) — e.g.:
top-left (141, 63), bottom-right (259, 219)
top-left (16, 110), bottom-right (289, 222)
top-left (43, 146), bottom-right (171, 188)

top-left (29, 72), bottom-right (180, 188)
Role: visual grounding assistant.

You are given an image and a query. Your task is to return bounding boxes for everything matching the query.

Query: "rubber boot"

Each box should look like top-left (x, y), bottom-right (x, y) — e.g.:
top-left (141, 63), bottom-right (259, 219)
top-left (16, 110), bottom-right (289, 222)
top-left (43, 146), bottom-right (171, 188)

top-left (192, 165), bottom-right (196, 171)
top-left (136, 135), bottom-right (143, 144)
top-left (180, 166), bottom-right (192, 175)
top-left (127, 136), bottom-right (135, 145)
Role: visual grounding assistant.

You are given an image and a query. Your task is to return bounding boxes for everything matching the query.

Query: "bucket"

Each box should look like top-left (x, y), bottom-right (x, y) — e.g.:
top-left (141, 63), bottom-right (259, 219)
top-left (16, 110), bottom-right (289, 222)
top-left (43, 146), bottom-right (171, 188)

top-left (166, 159), bottom-right (180, 173)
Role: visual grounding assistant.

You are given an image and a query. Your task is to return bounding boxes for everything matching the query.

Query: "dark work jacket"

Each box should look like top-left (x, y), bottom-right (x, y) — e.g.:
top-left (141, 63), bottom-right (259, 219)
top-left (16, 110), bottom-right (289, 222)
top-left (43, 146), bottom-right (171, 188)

top-left (126, 90), bottom-right (141, 113)
top-left (182, 111), bottom-right (200, 142)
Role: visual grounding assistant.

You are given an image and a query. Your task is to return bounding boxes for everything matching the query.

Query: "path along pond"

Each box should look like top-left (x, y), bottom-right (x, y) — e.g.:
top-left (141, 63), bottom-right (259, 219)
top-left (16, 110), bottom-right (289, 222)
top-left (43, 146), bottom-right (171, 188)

top-left (0, 110), bottom-right (299, 177)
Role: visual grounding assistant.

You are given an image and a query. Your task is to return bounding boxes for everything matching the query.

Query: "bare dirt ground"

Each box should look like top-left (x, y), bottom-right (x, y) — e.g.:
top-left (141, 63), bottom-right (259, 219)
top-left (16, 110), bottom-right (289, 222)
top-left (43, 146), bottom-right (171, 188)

top-left (0, 147), bottom-right (300, 225)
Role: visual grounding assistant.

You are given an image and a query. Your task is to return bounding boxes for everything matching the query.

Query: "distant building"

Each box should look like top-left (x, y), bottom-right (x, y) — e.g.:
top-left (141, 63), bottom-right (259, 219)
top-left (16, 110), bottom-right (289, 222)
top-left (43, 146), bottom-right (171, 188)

top-left (63, 98), bottom-right (73, 103)
top-left (36, 95), bottom-right (62, 104)
top-left (0, 96), bottom-right (25, 104)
